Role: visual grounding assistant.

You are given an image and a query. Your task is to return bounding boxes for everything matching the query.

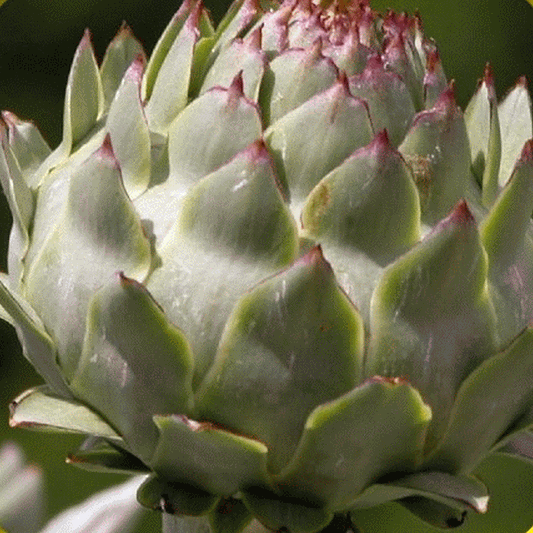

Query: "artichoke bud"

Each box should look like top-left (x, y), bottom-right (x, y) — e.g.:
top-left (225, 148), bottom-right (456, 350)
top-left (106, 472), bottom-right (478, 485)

top-left (2, 1), bottom-right (533, 532)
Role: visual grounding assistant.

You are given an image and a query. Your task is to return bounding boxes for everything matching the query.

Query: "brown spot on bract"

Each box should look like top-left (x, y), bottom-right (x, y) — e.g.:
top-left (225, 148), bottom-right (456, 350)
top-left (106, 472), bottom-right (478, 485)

top-left (405, 154), bottom-right (432, 211)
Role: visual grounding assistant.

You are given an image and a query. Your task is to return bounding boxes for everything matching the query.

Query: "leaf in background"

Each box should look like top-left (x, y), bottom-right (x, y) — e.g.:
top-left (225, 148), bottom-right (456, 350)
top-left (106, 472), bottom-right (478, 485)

top-left (0, 441), bottom-right (43, 533)
top-left (39, 475), bottom-right (148, 533)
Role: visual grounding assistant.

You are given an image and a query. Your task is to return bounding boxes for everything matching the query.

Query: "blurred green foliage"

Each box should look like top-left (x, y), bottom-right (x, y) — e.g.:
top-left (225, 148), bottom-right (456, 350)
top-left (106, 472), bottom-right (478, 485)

top-left (0, 0), bottom-right (532, 531)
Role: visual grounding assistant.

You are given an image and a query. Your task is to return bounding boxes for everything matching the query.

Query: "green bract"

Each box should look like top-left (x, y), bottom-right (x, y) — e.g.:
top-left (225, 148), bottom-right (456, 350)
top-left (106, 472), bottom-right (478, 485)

top-left (2, 0), bottom-right (533, 531)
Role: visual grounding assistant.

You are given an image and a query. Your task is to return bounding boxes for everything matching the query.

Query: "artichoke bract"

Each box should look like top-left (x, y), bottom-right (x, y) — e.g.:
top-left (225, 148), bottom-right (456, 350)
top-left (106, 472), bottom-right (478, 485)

top-left (2, 0), bottom-right (533, 531)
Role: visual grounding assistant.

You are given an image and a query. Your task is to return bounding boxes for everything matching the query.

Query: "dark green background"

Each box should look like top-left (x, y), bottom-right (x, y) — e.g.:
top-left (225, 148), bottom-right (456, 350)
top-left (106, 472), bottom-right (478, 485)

top-left (0, 1), bottom-right (533, 531)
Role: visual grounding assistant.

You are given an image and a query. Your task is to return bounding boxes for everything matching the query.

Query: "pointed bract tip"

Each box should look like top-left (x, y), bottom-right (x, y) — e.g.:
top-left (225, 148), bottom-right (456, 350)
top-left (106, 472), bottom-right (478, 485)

top-left (170, 0), bottom-right (195, 25)
top-left (483, 63), bottom-right (494, 85)
top-left (508, 141), bottom-right (533, 186)
top-left (242, 0), bottom-right (261, 16)
top-left (245, 24), bottom-right (263, 49)
top-left (73, 28), bottom-right (96, 64)
top-left (246, 138), bottom-right (287, 200)
top-left (102, 133), bottom-right (114, 153)
top-left (118, 270), bottom-right (134, 285)
top-left (355, 129), bottom-right (399, 164)
top-left (519, 139), bottom-right (533, 163)
top-left (117, 20), bottom-right (134, 36)
top-left (97, 134), bottom-right (119, 168)
top-left (1, 110), bottom-right (17, 126)
top-left (479, 63), bottom-right (497, 101)
top-left (517, 75), bottom-right (528, 88)
top-left (433, 81), bottom-right (457, 110)
top-left (371, 129), bottom-right (391, 149)
top-left (80, 28), bottom-right (93, 50)
top-left (228, 71), bottom-right (245, 98)
top-left (244, 139), bottom-right (274, 166)
top-left (185, 0), bottom-right (204, 31)
top-left (411, 81), bottom-right (458, 128)
top-left (296, 244), bottom-right (334, 276)
top-left (303, 244), bottom-right (325, 263)
top-left (8, 387), bottom-right (38, 427)
top-left (0, 110), bottom-right (28, 142)
top-left (502, 76), bottom-right (529, 101)
top-left (117, 271), bottom-right (147, 293)
top-left (125, 54), bottom-right (146, 83)
top-left (449, 199), bottom-right (475, 225)
top-left (427, 199), bottom-right (476, 241)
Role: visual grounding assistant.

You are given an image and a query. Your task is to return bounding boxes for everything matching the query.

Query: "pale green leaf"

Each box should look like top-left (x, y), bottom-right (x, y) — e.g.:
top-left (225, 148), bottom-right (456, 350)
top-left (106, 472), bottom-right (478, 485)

top-left (425, 327), bottom-right (533, 473)
top-left (367, 201), bottom-right (497, 451)
top-left (498, 77), bottom-right (532, 187)
top-left (349, 56), bottom-right (415, 146)
top-left (399, 87), bottom-right (472, 225)
top-left (70, 273), bottom-right (193, 462)
top-left (481, 140), bottom-right (533, 345)
top-left (265, 76), bottom-right (373, 213)
top-left (151, 414), bottom-right (270, 496)
top-left (259, 43), bottom-right (338, 125)
top-left (302, 130), bottom-right (421, 265)
top-left (197, 247), bottom-right (364, 473)
top-left (464, 65), bottom-right (500, 206)
top-left (9, 386), bottom-right (122, 442)
top-left (0, 275), bottom-right (71, 397)
top-left (24, 138), bottom-right (151, 380)
top-left (100, 22), bottom-right (146, 110)
top-left (107, 57), bottom-right (151, 199)
top-left (144, 4), bottom-right (200, 133)
top-left (277, 378), bottom-right (431, 511)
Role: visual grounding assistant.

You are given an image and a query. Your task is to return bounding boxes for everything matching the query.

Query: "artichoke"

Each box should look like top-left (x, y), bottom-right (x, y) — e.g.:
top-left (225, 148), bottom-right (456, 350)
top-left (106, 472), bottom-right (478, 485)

top-left (2, 0), bottom-right (533, 531)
